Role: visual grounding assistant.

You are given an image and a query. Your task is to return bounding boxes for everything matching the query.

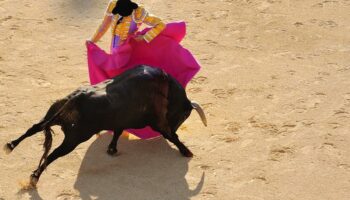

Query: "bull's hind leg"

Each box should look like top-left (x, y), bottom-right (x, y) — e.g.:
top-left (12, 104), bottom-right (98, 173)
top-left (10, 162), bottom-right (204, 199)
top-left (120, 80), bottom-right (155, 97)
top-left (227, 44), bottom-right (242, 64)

top-left (4, 120), bottom-right (45, 154)
top-left (107, 129), bottom-right (123, 156)
top-left (30, 138), bottom-right (80, 186)
top-left (5, 99), bottom-right (67, 154)
top-left (30, 129), bottom-right (93, 187)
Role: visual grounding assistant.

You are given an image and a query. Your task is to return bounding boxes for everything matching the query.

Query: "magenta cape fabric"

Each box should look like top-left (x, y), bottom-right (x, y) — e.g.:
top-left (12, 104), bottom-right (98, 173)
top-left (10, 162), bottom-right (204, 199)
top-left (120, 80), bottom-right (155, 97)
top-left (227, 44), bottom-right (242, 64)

top-left (86, 21), bottom-right (200, 139)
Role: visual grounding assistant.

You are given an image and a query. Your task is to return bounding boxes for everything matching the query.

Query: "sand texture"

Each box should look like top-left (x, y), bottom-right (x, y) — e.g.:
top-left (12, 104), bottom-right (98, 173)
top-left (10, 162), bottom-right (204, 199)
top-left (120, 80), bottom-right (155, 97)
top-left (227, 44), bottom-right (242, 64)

top-left (1, 0), bottom-right (350, 199)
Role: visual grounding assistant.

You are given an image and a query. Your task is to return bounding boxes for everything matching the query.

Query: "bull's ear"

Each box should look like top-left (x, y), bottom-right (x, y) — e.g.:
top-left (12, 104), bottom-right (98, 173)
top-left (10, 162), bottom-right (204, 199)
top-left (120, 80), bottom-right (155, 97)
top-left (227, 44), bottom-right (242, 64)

top-left (191, 101), bottom-right (207, 127)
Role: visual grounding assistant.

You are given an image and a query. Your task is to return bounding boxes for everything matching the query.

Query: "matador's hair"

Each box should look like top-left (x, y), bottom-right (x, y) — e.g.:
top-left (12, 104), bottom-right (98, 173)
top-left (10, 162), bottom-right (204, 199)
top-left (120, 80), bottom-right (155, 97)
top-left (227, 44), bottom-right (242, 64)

top-left (112, 0), bottom-right (138, 17)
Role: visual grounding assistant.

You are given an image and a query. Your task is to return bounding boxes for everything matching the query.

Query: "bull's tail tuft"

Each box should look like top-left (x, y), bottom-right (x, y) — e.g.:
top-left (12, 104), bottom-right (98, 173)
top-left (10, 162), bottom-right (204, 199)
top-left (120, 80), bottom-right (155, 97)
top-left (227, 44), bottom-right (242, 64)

top-left (191, 101), bottom-right (207, 127)
top-left (38, 126), bottom-right (53, 168)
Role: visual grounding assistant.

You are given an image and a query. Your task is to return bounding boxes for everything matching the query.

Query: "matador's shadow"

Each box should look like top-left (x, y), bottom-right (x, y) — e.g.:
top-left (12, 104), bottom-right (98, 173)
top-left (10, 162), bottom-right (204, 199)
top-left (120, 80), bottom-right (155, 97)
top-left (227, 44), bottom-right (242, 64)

top-left (74, 133), bottom-right (204, 200)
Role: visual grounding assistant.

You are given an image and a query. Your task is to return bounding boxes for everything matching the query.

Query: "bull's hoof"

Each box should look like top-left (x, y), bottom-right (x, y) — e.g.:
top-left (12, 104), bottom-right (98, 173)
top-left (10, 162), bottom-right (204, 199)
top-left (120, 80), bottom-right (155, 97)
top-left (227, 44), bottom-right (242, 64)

top-left (19, 175), bottom-right (38, 190)
top-left (3, 143), bottom-right (14, 155)
top-left (107, 148), bottom-right (118, 156)
top-left (29, 174), bottom-right (39, 188)
top-left (181, 149), bottom-right (193, 157)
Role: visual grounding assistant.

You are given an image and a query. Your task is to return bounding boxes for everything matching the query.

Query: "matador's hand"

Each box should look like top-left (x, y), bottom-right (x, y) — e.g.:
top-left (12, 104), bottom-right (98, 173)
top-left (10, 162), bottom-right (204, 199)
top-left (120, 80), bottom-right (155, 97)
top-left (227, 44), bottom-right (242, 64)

top-left (134, 35), bottom-right (144, 42)
top-left (85, 39), bottom-right (93, 47)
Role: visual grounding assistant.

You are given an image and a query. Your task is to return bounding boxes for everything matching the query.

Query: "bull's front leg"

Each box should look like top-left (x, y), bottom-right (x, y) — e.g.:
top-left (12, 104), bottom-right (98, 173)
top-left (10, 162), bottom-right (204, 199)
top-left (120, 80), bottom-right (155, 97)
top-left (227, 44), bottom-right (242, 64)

top-left (107, 129), bottom-right (123, 156)
top-left (168, 132), bottom-right (193, 157)
top-left (153, 125), bottom-right (193, 157)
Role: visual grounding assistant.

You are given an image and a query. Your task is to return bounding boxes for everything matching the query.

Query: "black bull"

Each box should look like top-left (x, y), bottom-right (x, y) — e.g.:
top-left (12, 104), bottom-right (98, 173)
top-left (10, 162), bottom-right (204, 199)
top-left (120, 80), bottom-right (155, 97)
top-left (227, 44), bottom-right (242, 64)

top-left (4, 65), bottom-right (207, 187)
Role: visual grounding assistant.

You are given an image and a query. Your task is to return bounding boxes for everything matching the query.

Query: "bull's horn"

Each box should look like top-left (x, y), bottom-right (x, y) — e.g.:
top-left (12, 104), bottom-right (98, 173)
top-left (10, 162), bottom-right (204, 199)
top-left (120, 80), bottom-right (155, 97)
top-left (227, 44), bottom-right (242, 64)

top-left (191, 101), bottom-right (207, 127)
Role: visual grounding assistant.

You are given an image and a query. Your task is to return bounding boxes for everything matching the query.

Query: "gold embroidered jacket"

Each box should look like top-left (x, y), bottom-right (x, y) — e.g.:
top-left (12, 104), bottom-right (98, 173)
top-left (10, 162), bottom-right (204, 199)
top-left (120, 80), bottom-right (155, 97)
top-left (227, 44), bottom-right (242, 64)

top-left (91, 0), bottom-right (165, 45)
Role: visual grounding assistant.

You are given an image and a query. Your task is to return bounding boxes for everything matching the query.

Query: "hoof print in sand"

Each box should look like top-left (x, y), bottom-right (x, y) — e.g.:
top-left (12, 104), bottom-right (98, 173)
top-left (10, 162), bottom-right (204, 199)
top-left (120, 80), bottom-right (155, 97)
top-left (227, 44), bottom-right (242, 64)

top-left (269, 146), bottom-right (294, 161)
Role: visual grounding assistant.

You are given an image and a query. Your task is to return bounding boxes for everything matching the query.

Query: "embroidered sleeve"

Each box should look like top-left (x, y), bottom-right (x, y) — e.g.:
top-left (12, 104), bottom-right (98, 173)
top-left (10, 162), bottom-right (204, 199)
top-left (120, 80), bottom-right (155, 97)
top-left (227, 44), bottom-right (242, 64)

top-left (133, 7), bottom-right (165, 43)
top-left (133, 6), bottom-right (148, 23)
top-left (90, 0), bottom-right (116, 43)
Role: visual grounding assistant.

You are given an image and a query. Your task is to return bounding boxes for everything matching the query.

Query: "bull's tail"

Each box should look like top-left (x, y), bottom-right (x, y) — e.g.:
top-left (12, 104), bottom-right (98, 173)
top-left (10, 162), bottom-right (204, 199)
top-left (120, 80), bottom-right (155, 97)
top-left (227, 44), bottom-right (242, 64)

top-left (38, 126), bottom-right (53, 168)
top-left (191, 101), bottom-right (207, 127)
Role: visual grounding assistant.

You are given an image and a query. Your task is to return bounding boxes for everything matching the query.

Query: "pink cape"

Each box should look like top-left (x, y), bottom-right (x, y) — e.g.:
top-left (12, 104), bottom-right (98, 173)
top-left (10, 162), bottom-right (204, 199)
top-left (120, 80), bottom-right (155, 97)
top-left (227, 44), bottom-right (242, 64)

top-left (87, 21), bottom-right (200, 139)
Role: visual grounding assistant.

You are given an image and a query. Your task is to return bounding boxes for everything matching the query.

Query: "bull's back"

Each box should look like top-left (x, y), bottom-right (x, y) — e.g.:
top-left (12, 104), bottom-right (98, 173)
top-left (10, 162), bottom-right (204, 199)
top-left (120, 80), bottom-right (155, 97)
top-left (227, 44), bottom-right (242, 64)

top-left (112, 65), bottom-right (166, 85)
top-left (107, 65), bottom-right (168, 99)
top-left (111, 65), bottom-right (191, 112)
top-left (76, 66), bottom-right (169, 128)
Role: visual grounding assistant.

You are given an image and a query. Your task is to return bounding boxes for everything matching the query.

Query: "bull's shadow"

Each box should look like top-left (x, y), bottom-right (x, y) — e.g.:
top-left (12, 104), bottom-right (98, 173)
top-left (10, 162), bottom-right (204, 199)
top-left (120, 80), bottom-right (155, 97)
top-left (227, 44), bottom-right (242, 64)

top-left (74, 133), bottom-right (204, 200)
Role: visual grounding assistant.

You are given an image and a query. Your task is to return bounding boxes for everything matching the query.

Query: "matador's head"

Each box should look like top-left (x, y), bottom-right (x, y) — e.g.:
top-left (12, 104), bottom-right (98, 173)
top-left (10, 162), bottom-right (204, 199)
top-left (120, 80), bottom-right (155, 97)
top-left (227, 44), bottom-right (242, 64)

top-left (112, 0), bottom-right (138, 17)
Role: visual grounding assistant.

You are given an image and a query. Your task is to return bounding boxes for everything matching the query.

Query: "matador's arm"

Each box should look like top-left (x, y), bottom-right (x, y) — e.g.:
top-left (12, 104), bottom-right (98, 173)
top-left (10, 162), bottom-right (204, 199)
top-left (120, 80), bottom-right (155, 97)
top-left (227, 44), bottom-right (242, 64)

top-left (90, 0), bottom-right (117, 43)
top-left (133, 7), bottom-right (166, 43)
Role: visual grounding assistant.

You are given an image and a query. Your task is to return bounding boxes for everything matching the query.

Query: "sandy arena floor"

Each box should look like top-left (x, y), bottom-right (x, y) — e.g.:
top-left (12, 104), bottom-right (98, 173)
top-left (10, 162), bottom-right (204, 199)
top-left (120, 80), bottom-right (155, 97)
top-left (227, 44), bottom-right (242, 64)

top-left (0, 0), bottom-right (350, 199)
